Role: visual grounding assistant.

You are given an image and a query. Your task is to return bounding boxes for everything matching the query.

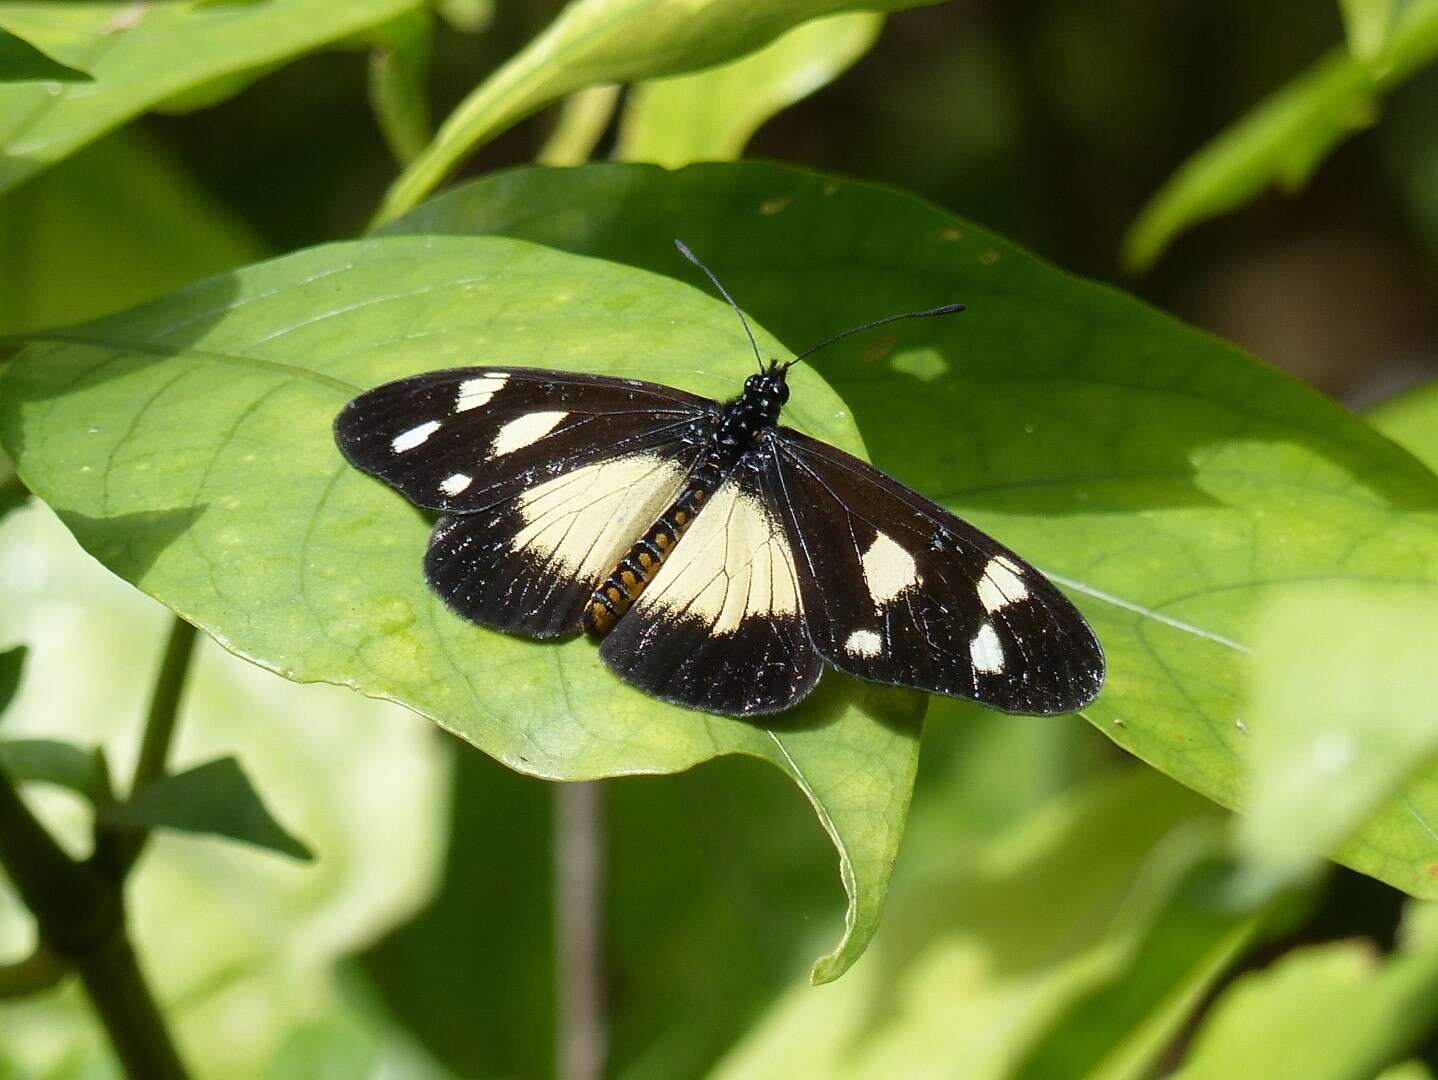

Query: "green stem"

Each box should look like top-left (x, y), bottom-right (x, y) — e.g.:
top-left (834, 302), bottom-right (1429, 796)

top-left (94, 618), bottom-right (198, 879)
top-left (0, 762), bottom-right (190, 1076)
top-left (133, 619), bottom-right (198, 793)
top-left (74, 933), bottom-right (188, 1080)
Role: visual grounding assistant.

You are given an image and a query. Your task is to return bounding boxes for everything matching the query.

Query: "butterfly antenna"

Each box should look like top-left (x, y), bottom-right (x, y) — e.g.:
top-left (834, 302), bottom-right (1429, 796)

top-left (786, 303), bottom-right (966, 369)
top-left (674, 239), bottom-right (765, 374)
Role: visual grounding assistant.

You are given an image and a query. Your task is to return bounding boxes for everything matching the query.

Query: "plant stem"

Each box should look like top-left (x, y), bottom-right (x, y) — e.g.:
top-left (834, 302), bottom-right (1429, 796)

top-left (94, 618), bottom-right (198, 879)
top-left (133, 618), bottom-right (198, 793)
top-left (0, 762), bottom-right (190, 1077)
top-left (554, 781), bottom-right (607, 1080)
top-left (74, 932), bottom-right (188, 1080)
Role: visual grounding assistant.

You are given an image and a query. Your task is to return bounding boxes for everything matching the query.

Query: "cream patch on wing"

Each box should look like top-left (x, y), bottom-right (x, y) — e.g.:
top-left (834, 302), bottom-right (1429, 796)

top-left (440, 472), bottom-right (473, 496)
top-left (492, 410), bottom-right (567, 456)
top-left (455, 373), bottom-right (507, 412)
top-left (970, 622), bottom-right (1005, 674)
top-left (638, 481), bottom-right (801, 635)
top-left (513, 453), bottom-right (687, 581)
top-left (861, 531), bottom-right (919, 604)
top-left (845, 628), bottom-right (883, 657)
top-left (977, 555), bottom-right (1029, 613)
top-left (391, 420), bottom-right (440, 453)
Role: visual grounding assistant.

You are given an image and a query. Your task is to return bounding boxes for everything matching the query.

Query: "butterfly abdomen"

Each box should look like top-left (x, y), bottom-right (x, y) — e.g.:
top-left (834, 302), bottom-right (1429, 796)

top-left (582, 478), bottom-right (714, 636)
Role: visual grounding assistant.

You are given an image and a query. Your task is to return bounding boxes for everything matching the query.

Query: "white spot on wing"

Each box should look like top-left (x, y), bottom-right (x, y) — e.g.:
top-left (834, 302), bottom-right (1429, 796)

top-left (640, 481), bottom-right (801, 635)
top-left (440, 472), bottom-right (473, 496)
top-left (514, 453), bottom-right (687, 580)
top-left (455, 373), bottom-right (507, 412)
top-left (977, 556), bottom-right (1029, 613)
top-left (861, 532), bottom-right (918, 604)
top-left (392, 420), bottom-right (440, 453)
top-left (492, 410), bottom-right (567, 456)
top-left (970, 623), bottom-right (1005, 674)
top-left (845, 628), bottom-right (883, 658)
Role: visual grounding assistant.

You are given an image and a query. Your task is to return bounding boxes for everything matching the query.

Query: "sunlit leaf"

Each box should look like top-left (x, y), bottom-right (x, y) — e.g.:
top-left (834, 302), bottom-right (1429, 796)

top-left (1124, 0), bottom-right (1438, 269)
top-left (0, 0), bottom-right (423, 197)
top-left (0, 232), bottom-right (920, 982)
top-left (616, 12), bottom-right (882, 167)
top-left (0, 28), bottom-right (90, 83)
top-left (1368, 380), bottom-right (1438, 469)
top-left (383, 160), bottom-right (1438, 899)
top-left (101, 756), bottom-right (312, 861)
top-left (1176, 900), bottom-right (1438, 1080)
top-left (372, 0), bottom-right (944, 224)
top-left (1341, 0), bottom-right (1397, 59)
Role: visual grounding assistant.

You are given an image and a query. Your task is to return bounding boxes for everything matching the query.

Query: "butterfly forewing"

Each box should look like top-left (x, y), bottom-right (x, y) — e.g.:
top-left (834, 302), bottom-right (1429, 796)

top-left (762, 428), bottom-right (1105, 714)
top-left (598, 459), bottom-right (823, 715)
top-left (334, 366), bottom-right (719, 514)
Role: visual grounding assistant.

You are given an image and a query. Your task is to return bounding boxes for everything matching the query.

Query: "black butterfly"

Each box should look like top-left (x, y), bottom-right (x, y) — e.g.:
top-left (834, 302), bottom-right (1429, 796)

top-left (334, 242), bottom-right (1104, 718)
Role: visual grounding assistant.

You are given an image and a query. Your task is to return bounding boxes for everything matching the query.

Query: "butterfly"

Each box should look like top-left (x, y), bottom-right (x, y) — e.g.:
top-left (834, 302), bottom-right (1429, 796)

top-left (333, 241), bottom-right (1105, 718)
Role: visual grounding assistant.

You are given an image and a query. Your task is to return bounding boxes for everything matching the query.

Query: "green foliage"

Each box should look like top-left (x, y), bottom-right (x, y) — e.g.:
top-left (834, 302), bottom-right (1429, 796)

top-left (385, 160), bottom-right (1438, 898)
top-left (0, 645), bottom-right (23, 717)
top-left (0, 232), bottom-right (919, 982)
top-left (1125, 0), bottom-right (1438, 269)
top-left (1234, 585), bottom-right (1438, 901)
top-left (616, 12), bottom-right (883, 166)
top-left (0, 130), bottom-right (264, 337)
top-left (0, 739), bottom-right (111, 803)
top-left (710, 769), bottom-right (1247, 1079)
top-left (1176, 900), bottom-right (1438, 1080)
top-left (1340, 0), bottom-right (1399, 59)
top-left (0, 0), bottom-right (423, 198)
top-left (101, 756), bottom-right (312, 861)
top-left (372, 0), bottom-right (944, 223)
top-left (0, 29), bottom-right (90, 83)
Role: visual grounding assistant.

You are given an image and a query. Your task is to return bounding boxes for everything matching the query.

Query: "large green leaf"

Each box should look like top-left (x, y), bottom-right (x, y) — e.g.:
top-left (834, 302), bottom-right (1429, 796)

top-left (371, 0), bottom-right (943, 225)
top-left (0, 0), bottom-right (422, 198)
top-left (0, 234), bottom-right (920, 982)
top-left (384, 161), bottom-right (1438, 898)
top-left (1124, 0), bottom-right (1438, 269)
top-left (615, 11), bottom-right (882, 167)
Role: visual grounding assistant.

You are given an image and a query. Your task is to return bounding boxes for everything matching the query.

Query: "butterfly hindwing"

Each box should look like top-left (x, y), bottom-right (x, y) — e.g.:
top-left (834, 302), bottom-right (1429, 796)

top-left (334, 366), bottom-right (719, 513)
top-left (762, 428), bottom-right (1105, 714)
top-left (425, 446), bottom-right (701, 637)
top-left (598, 457), bottom-right (823, 716)
top-left (335, 366), bottom-right (719, 638)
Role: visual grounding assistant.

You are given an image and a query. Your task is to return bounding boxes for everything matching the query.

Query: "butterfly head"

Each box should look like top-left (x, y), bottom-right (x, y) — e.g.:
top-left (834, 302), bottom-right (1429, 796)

top-left (745, 362), bottom-right (791, 408)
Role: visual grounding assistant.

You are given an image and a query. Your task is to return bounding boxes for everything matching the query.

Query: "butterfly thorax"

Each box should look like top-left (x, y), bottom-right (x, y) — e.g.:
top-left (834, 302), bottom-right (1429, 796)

top-left (581, 366), bottom-right (790, 637)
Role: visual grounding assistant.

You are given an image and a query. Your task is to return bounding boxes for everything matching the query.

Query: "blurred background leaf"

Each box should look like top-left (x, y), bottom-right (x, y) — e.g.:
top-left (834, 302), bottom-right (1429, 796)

top-left (615, 11), bottom-right (883, 167)
top-left (373, 0), bottom-right (946, 223)
top-left (0, 0), bottom-right (424, 198)
top-left (1233, 585), bottom-right (1438, 903)
top-left (0, 129), bottom-right (264, 337)
top-left (1176, 900), bottom-right (1438, 1080)
top-left (1124, 0), bottom-right (1438, 269)
top-left (0, 29), bottom-right (90, 84)
top-left (100, 756), bottom-right (313, 861)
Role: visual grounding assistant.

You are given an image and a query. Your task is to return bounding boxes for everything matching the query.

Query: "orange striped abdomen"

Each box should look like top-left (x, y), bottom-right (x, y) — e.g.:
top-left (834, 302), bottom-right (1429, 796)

top-left (581, 482), bottom-right (710, 636)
